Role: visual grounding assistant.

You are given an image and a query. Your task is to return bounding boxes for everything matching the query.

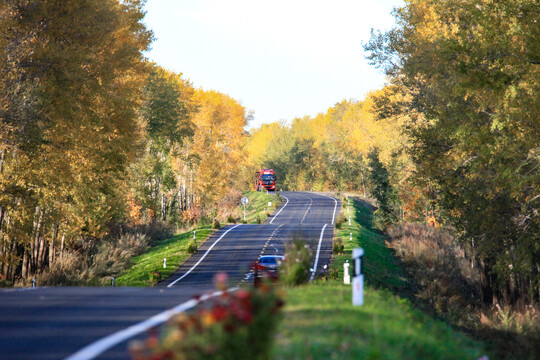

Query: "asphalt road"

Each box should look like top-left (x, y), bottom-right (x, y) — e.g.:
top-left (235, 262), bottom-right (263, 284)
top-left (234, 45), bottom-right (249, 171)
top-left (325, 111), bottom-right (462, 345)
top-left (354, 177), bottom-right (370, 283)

top-left (0, 191), bottom-right (339, 359)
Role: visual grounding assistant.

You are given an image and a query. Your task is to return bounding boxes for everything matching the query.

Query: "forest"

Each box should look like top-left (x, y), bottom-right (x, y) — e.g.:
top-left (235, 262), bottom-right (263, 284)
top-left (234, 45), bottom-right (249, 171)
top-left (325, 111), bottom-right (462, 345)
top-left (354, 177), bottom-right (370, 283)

top-left (0, 0), bottom-right (538, 316)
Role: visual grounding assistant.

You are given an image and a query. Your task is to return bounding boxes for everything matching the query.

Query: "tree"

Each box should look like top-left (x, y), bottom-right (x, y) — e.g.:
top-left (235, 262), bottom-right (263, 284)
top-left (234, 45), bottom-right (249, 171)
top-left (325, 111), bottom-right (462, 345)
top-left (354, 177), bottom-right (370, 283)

top-left (368, 148), bottom-right (397, 228)
top-left (0, 0), bottom-right (152, 280)
top-left (365, 0), bottom-right (540, 304)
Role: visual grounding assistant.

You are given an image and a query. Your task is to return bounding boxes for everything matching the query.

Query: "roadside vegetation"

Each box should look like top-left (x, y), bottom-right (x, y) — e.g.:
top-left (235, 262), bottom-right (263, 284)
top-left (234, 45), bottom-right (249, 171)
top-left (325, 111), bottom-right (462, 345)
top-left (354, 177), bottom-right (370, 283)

top-left (272, 198), bottom-right (487, 360)
top-left (113, 191), bottom-right (278, 286)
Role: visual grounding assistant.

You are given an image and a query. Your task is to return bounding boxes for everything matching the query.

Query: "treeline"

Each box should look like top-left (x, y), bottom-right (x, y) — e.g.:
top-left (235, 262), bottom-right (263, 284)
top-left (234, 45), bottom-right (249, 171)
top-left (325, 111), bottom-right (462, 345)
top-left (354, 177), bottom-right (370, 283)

top-left (244, 98), bottom-right (407, 195)
top-left (0, 1), bottom-right (249, 284)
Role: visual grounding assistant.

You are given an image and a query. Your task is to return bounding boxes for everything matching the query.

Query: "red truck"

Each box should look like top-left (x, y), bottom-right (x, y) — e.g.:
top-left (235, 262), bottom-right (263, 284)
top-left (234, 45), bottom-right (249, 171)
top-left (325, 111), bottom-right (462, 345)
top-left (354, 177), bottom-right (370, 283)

top-left (255, 169), bottom-right (276, 191)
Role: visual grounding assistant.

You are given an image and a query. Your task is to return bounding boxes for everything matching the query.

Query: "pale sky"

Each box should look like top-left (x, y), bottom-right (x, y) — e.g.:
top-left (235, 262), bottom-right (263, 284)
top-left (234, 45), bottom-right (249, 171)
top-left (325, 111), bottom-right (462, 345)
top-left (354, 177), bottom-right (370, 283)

top-left (143, 0), bottom-right (404, 129)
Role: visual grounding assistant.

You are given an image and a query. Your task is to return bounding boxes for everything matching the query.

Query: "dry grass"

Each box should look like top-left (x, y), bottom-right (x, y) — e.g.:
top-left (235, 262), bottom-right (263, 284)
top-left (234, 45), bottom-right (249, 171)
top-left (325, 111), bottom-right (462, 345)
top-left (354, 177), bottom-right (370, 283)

top-left (388, 222), bottom-right (540, 359)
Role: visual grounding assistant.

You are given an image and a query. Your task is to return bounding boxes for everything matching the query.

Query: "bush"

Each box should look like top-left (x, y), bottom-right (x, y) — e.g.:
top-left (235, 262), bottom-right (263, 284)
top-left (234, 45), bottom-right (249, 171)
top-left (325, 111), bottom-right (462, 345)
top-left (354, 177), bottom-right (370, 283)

top-left (256, 215), bottom-right (262, 224)
top-left (332, 238), bottom-right (344, 254)
top-left (187, 239), bottom-right (198, 254)
top-left (129, 273), bottom-right (284, 360)
top-left (212, 218), bottom-right (221, 229)
top-left (335, 214), bottom-right (346, 229)
top-left (133, 220), bottom-right (172, 244)
top-left (280, 239), bottom-right (312, 286)
top-left (328, 267), bottom-right (339, 280)
top-left (149, 271), bottom-right (162, 282)
top-left (88, 232), bottom-right (149, 279)
top-left (0, 274), bottom-right (11, 287)
top-left (227, 215), bottom-right (236, 223)
top-left (37, 252), bottom-right (86, 286)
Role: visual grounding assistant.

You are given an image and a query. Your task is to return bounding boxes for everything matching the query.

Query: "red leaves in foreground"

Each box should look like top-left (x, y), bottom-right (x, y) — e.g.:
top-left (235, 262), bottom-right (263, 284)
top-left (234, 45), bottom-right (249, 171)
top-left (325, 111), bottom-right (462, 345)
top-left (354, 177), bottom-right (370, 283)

top-left (129, 272), bottom-right (284, 360)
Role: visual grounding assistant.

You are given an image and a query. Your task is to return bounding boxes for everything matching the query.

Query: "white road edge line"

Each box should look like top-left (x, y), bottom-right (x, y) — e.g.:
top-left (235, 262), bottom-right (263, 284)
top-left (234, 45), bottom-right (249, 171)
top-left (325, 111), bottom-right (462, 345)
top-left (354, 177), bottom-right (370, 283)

top-left (312, 193), bottom-right (338, 224)
top-left (64, 289), bottom-right (237, 360)
top-left (269, 195), bottom-right (289, 224)
top-left (167, 224), bottom-right (241, 288)
top-left (310, 223), bottom-right (328, 282)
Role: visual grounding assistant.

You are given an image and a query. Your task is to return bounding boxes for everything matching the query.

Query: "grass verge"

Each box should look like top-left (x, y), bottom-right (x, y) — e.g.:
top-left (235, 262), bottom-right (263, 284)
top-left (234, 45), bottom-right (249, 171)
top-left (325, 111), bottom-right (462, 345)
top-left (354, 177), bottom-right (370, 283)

top-left (241, 190), bottom-right (281, 224)
top-left (272, 196), bottom-right (488, 359)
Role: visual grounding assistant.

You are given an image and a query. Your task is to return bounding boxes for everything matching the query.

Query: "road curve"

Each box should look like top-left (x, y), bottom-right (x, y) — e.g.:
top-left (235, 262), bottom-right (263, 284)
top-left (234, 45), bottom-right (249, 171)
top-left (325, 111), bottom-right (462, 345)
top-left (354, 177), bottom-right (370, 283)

top-left (0, 191), bottom-right (339, 359)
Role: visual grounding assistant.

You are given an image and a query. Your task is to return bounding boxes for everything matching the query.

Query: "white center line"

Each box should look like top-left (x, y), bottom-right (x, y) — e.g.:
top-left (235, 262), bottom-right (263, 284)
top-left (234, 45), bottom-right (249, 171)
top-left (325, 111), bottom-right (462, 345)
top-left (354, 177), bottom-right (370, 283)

top-left (301, 196), bottom-right (313, 224)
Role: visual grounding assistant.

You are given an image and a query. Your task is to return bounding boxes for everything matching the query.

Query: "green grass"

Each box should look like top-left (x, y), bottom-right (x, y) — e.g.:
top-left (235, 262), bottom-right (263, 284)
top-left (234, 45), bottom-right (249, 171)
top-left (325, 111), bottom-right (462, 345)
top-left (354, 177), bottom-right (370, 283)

top-left (271, 196), bottom-right (488, 359)
top-left (332, 199), bottom-right (409, 292)
top-left (273, 283), bottom-right (484, 360)
top-left (115, 225), bottom-right (214, 286)
top-left (115, 191), bottom-right (281, 286)
top-left (241, 190), bottom-right (281, 224)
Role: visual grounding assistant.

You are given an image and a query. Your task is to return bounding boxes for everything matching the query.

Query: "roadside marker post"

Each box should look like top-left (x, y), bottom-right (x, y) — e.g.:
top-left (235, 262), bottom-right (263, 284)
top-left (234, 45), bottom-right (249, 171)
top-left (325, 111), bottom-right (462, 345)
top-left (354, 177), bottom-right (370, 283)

top-left (193, 231), bottom-right (196, 240)
top-left (241, 196), bottom-right (249, 221)
top-left (343, 260), bottom-right (350, 284)
top-left (352, 248), bottom-right (364, 306)
top-left (163, 258), bottom-right (167, 269)
top-left (111, 277), bottom-right (115, 287)
top-left (31, 278), bottom-right (36, 288)
top-left (349, 216), bottom-right (351, 225)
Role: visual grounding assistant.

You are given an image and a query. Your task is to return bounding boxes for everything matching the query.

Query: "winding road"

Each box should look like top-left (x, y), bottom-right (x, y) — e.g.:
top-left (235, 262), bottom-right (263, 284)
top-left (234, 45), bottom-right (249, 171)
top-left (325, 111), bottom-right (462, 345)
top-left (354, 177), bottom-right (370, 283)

top-left (0, 191), bottom-right (339, 359)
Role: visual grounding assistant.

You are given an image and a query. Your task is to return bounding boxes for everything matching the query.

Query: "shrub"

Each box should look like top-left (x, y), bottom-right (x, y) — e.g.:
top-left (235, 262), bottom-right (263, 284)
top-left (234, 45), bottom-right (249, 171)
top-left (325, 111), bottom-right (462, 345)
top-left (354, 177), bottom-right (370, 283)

top-left (335, 214), bottom-right (346, 229)
top-left (256, 215), bottom-right (262, 224)
top-left (328, 267), bottom-right (339, 280)
top-left (149, 271), bottom-right (162, 282)
top-left (332, 238), bottom-right (344, 254)
top-left (37, 252), bottom-right (86, 286)
top-left (88, 232), bottom-right (149, 279)
top-left (130, 273), bottom-right (284, 360)
top-left (132, 220), bottom-right (172, 245)
top-left (280, 239), bottom-right (312, 286)
top-left (0, 274), bottom-right (11, 287)
top-left (227, 215), bottom-right (236, 223)
top-left (212, 218), bottom-right (221, 229)
top-left (187, 239), bottom-right (198, 254)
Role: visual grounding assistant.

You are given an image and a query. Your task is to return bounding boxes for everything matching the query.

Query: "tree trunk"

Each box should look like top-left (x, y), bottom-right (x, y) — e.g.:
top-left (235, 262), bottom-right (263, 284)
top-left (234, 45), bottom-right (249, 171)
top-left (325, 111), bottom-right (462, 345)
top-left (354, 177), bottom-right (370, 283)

top-left (49, 224), bottom-right (58, 266)
top-left (0, 206), bottom-right (5, 237)
top-left (60, 234), bottom-right (65, 259)
top-left (8, 239), bottom-right (16, 281)
top-left (22, 249), bottom-right (29, 278)
top-left (37, 235), bottom-right (46, 271)
top-left (0, 149), bottom-right (5, 174)
top-left (32, 207), bottom-right (43, 271)
top-left (161, 193), bottom-right (166, 221)
top-left (178, 182), bottom-right (184, 212)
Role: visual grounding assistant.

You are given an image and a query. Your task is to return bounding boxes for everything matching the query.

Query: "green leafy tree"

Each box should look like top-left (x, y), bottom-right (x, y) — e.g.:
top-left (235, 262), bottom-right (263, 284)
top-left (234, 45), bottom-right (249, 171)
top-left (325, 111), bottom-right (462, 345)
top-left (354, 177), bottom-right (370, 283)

top-left (368, 148), bottom-right (397, 228)
top-left (365, 0), bottom-right (540, 304)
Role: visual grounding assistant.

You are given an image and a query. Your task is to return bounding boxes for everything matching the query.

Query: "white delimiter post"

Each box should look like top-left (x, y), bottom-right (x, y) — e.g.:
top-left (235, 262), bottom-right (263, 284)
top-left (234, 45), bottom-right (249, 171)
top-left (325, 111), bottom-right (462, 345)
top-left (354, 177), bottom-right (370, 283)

top-left (343, 260), bottom-right (350, 284)
top-left (352, 248), bottom-right (364, 306)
